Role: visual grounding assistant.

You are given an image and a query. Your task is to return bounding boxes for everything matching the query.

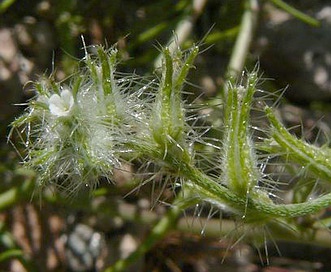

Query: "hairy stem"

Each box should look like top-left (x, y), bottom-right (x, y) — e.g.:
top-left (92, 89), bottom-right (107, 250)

top-left (180, 162), bottom-right (331, 221)
top-left (265, 106), bottom-right (331, 182)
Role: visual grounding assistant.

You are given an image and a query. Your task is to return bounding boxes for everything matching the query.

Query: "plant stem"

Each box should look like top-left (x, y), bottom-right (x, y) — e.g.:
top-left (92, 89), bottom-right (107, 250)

top-left (269, 0), bottom-right (320, 27)
top-left (0, 0), bottom-right (16, 13)
top-left (227, 0), bottom-right (259, 77)
top-left (0, 180), bottom-right (34, 212)
top-left (180, 163), bottom-right (331, 220)
top-left (154, 0), bottom-right (208, 68)
top-left (105, 189), bottom-right (198, 272)
top-left (177, 217), bottom-right (331, 248)
top-left (265, 106), bottom-right (331, 182)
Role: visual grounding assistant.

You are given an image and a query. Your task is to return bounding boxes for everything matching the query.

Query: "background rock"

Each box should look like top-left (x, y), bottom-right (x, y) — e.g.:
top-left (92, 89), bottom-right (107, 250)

top-left (258, 4), bottom-right (331, 104)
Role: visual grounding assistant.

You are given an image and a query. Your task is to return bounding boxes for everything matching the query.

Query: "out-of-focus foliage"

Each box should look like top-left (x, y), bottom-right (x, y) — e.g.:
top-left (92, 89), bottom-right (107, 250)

top-left (1, 1), bottom-right (331, 272)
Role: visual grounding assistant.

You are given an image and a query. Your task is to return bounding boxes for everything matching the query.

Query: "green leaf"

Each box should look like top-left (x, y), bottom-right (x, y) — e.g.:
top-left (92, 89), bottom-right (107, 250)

top-left (0, 0), bottom-right (16, 13)
top-left (0, 249), bottom-right (24, 262)
top-left (269, 0), bottom-right (320, 27)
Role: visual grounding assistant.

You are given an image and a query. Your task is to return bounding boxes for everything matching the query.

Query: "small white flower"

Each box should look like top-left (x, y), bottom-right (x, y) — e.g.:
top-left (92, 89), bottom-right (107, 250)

top-left (49, 89), bottom-right (74, 117)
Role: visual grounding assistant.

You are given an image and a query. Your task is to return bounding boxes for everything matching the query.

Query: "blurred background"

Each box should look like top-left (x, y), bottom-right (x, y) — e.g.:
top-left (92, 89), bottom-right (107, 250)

top-left (1, 0), bottom-right (331, 271)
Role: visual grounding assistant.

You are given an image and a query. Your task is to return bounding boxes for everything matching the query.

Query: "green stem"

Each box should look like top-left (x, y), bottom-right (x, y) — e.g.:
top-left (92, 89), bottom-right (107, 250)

top-left (180, 163), bottom-right (331, 220)
top-left (105, 190), bottom-right (198, 272)
top-left (0, 180), bottom-right (34, 212)
top-left (153, 0), bottom-right (208, 68)
top-left (265, 106), bottom-right (331, 182)
top-left (269, 0), bottom-right (320, 27)
top-left (227, 0), bottom-right (259, 77)
top-left (0, 0), bottom-right (16, 13)
top-left (177, 217), bottom-right (331, 248)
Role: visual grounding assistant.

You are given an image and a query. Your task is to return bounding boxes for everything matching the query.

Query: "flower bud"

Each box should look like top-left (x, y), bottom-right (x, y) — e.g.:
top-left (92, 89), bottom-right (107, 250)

top-left (221, 72), bottom-right (261, 197)
top-left (147, 46), bottom-right (199, 166)
top-left (10, 45), bottom-right (141, 194)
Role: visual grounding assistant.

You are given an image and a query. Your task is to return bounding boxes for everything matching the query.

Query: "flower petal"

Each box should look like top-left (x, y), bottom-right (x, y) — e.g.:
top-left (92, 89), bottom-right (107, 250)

top-left (49, 89), bottom-right (74, 117)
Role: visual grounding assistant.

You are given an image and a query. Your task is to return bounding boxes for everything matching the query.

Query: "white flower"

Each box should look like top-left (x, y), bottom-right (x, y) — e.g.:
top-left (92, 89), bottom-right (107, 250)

top-left (49, 89), bottom-right (74, 117)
